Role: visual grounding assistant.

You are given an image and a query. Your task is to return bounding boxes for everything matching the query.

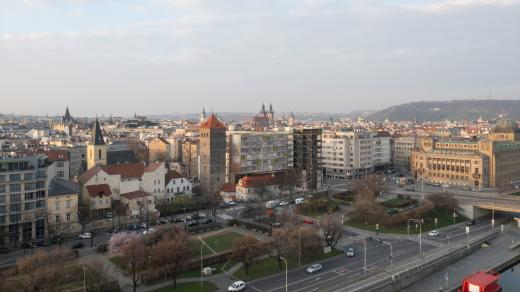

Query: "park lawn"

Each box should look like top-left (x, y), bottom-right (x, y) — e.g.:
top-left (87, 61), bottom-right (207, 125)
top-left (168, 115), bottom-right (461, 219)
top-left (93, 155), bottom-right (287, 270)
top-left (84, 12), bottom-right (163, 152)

top-left (345, 209), bottom-right (467, 234)
top-left (200, 231), bottom-right (244, 253)
top-left (190, 240), bottom-right (214, 257)
top-left (109, 256), bottom-right (130, 273)
top-left (178, 261), bottom-right (228, 278)
top-left (234, 249), bottom-right (343, 281)
top-left (151, 281), bottom-right (218, 292)
top-left (382, 197), bottom-right (415, 208)
top-left (509, 191), bottom-right (520, 196)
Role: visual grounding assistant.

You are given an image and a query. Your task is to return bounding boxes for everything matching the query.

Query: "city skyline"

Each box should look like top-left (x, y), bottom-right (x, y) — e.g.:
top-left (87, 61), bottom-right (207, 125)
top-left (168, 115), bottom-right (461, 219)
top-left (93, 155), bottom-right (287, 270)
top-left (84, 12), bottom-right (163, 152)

top-left (2, 0), bottom-right (520, 116)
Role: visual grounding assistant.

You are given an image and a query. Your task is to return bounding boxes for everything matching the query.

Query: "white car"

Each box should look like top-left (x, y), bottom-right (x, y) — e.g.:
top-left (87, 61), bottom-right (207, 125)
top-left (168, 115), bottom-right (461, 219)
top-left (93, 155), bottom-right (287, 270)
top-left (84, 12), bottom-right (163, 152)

top-left (346, 248), bottom-right (355, 257)
top-left (279, 201), bottom-right (289, 206)
top-left (428, 230), bottom-right (440, 237)
top-left (142, 228), bottom-right (157, 235)
top-left (78, 232), bottom-right (92, 239)
top-left (306, 264), bottom-right (323, 274)
top-left (139, 223), bottom-right (147, 228)
top-left (228, 280), bottom-right (246, 291)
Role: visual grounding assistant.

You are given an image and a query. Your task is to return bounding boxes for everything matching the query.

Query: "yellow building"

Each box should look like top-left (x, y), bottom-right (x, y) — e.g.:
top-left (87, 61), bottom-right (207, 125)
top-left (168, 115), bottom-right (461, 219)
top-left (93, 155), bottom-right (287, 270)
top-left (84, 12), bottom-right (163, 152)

top-left (87, 119), bottom-right (107, 169)
top-left (411, 118), bottom-right (520, 188)
top-left (47, 178), bottom-right (81, 235)
top-left (148, 137), bottom-right (170, 163)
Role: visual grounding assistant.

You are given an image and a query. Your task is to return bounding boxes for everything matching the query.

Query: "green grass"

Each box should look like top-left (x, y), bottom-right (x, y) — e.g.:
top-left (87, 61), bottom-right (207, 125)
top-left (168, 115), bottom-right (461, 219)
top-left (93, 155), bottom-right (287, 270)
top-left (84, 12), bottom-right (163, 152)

top-left (382, 197), bottom-right (416, 208)
top-left (509, 191), bottom-right (520, 196)
top-left (234, 249), bottom-right (343, 281)
top-left (151, 281), bottom-right (218, 292)
top-left (190, 240), bottom-right (214, 257)
top-left (200, 231), bottom-right (244, 254)
top-left (109, 256), bottom-right (129, 273)
top-left (178, 261), bottom-right (228, 278)
top-left (345, 209), bottom-right (467, 234)
top-left (297, 199), bottom-right (340, 218)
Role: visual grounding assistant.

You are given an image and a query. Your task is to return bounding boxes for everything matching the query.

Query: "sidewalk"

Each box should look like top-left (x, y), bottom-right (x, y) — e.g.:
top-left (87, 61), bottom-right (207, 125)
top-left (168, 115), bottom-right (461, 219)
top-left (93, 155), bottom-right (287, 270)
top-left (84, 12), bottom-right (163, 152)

top-left (404, 227), bottom-right (520, 292)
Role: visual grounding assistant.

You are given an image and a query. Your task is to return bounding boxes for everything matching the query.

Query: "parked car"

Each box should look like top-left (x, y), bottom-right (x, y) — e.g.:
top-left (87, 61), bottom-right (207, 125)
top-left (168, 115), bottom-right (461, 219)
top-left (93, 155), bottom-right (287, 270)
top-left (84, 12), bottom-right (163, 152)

top-left (467, 220), bottom-right (476, 226)
top-left (139, 223), bottom-right (147, 229)
top-left (199, 218), bottom-right (214, 225)
top-left (0, 246), bottom-right (9, 254)
top-left (105, 212), bottom-right (113, 218)
top-left (428, 230), bottom-right (440, 237)
top-left (405, 187), bottom-right (415, 192)
top-left (172, 217), bottom-right (185, 223)
top-left (303, 218), bottom-right (314, 225)
top-left (71, 242), bottom-right (84, 249)
top-left (105, 229), bottom-right (119, 235)
top-left (142, 228), bottom-right (157, 235)
top-left (228, 280), bottom-right (246, 292)
top-left (50, 236), bottom-right (63, 244)
top-left (271, 222), bottom-right (282, 228)
top-left (306, 264), bottom-right (323, 274)
top-left (127, 224), bottom-right (139, 230)
top-left (78, 232), bottom-right (92, 239)
top-left (279, 201), bottom-right (289, 206)
top-left (22, 242), bottom-right (38, 249)
top-left (186, 221), bottom-right (199, 227)
top-left (346, 247), bottom-right (355, 257)
top-left (295, 197), bottom-right (305, 204)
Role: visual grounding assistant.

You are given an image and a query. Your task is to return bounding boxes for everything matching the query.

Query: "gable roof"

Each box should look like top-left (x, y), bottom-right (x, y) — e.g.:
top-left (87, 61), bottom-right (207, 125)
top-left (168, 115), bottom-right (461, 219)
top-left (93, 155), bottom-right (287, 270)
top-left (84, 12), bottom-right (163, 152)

top-left (200, 114), bottom-right (226, 130)
top-left (165, 169), bottom-right (184, 183)
top-left (145, 162), bottom-right (163, 173)
top-left (102, 162), bottom-right (145, 179)
top-left (120, 190), bottom-right (153, 200)
top-left (48, 178), bottom-right (79, 196)
top-left (77, 165), bottom-right (103, 184)
top-left (86, 184), bottom-right (112, 197)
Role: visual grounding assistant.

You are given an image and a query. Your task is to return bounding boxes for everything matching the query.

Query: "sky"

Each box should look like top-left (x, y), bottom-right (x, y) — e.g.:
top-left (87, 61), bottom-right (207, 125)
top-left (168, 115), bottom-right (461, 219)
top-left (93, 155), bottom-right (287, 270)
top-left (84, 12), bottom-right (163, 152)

top-left (1, 0), bottom-right (520, 117)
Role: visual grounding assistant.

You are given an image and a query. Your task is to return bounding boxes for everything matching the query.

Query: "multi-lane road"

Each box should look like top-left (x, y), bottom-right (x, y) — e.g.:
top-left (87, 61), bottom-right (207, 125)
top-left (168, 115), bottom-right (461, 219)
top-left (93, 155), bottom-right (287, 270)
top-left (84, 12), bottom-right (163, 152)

top-left (241, 219), bottom-right (495, 292)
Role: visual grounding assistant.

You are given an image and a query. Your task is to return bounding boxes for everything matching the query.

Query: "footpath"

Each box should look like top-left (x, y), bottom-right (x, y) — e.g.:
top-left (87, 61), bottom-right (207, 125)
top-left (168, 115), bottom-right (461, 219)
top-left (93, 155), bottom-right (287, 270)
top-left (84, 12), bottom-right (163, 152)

top-left (404, 227), bottom-right (520, 292)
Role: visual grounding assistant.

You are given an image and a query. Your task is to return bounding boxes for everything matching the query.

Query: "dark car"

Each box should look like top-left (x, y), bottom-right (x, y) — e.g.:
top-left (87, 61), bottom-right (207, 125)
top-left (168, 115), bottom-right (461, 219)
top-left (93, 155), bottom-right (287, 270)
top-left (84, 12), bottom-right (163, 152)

top-left (172, 217), bottom-right (185, 223)
top-left (105, 229), bottom-right (119, 235)
top-left (35, 240), bottom-right (51, 247)
top-left (127, 224), bottom-right (139, 230)
top-left (0, 246), bottom-right (9, 254)
top-left (71, 242), bottom-right (84, 249)
top-left (467, 220), bottom-right (476, 226)
top-left (158, 219), bottom-right (169, 225)
top-left (186, 221), bottom-right (199, 227)
top-left (22, 242), bottom-right (38, 249)
top-left (199, 218), bottom-right (214, 225)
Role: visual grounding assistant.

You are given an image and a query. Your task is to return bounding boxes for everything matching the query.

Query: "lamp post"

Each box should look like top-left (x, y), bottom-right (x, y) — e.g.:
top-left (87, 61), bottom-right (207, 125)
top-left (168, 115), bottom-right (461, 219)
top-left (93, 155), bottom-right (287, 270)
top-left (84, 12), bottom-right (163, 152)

top-left (280, 256), bottom-right (288, 292)
top-left (381, 240), bottom-right (393, 267)
top-left (409, 219), bottom-right (424, 255)
top-left (356, 235), bottom-right (367, 278)
top-left (200, 240), bottom-right (203, 287)
top-left (81, 264), bottom-right (87, 292)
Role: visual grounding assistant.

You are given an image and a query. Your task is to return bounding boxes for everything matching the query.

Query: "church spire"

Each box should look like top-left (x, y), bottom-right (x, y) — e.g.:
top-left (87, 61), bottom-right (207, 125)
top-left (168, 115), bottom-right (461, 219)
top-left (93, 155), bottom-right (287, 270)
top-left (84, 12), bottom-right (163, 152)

top-left (261, 103), bottom-right (266, 114)
top-left (92, 118), bottom-right (105, 145)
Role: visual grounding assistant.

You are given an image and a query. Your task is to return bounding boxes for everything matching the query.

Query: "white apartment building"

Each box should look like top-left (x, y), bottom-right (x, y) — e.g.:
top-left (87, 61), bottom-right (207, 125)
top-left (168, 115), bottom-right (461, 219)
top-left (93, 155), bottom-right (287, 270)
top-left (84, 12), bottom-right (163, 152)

top-left (227, 131), bottom-right (293, 183)
top-left (322, 129), bottom-right (391, 180)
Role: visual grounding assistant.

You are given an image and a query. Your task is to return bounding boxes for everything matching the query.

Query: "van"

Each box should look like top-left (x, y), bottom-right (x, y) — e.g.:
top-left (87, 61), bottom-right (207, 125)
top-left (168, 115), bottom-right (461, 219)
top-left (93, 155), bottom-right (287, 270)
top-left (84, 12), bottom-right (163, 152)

top-left (295, 198), bottom-right (305, 204)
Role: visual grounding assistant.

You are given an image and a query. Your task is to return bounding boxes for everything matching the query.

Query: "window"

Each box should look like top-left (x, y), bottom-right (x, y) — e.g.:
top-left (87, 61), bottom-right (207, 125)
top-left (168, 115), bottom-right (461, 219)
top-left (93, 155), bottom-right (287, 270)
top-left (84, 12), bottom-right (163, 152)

top-left (55, 202), bottom-right (60, 210)
top-left (9, 184), bottom-right (21, 192)
top-left (66, 200), bottom-right (71, 209)
top-left (24, 173), bottom-right (34, 181)
top-left (55, 215), bottom-right (60, 223)
top-left (36, 200), bottom-right (45, 208)
top-left (98, 149), bottom-right (102, 159)
top-left (0, 185), bottom-right (5, 193)
top-left (66, 213), bottom-right (71, 221)
top-left (10, 193), bottom-right (21, 202)
top-left (9, 174), bottom-right (20, 182)
top-left (57, 171), bottom-right (64, 178)
top-left (57, 161), bottom-right (65, 168)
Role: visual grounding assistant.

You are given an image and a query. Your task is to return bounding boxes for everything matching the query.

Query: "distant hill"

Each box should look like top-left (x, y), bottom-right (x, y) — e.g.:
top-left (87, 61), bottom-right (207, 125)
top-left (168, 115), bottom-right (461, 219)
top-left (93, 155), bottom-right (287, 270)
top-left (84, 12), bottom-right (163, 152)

top-left (366, 99), bottom-right (520, 121)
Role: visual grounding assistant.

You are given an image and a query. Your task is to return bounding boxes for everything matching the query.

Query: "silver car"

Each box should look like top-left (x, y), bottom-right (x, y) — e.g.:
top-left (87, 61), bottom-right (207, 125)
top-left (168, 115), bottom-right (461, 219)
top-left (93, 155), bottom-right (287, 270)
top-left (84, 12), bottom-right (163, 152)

top-left (306, 264), bottom-right (323, 274)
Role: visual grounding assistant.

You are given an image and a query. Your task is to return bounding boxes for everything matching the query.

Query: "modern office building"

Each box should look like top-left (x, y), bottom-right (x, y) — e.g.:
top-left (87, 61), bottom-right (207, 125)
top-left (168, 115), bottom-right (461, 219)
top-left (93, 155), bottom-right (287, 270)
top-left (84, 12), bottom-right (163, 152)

top-left (292, 128), bottom-right (322, 191)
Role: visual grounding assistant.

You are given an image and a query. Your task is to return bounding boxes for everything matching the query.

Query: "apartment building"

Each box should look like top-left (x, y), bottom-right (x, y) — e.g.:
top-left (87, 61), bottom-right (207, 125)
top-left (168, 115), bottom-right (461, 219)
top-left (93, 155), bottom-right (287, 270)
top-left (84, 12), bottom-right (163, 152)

top-left (227, 131), bottom-right (293, 183)
top-left (322, 129), bottom-right (391, 180)
top-left (392, 136), bottom-right (419, 171)
top-left (0, 154), bottom-right (48, 247)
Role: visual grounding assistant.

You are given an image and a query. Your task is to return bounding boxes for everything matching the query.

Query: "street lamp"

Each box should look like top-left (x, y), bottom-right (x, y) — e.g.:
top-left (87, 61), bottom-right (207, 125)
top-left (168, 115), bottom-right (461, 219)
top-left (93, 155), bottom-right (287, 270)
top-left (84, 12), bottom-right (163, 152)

top-left (380, 240), bottom-right (393, 267)
top-left (409, 219), bottom-right (424, 255)
top-left (356, 235), bottom-right (367, 278)
top-left (200, 240), bottom-right (203, 287)
top-left (81, 264), bottom-right (87, 292)
top-left (280, 256), bottom-right (288, 292)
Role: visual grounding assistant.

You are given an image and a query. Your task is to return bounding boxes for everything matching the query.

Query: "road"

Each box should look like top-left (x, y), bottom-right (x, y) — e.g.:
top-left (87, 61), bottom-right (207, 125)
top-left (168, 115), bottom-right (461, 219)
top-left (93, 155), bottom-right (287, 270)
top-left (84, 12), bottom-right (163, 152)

top-left (238, 219), bottom-right (495, 292)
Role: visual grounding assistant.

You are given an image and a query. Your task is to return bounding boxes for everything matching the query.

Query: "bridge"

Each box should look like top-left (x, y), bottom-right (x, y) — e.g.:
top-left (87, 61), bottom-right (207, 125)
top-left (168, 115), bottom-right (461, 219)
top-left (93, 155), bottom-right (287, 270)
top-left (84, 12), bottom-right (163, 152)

top-left (463, 202), bottom-right (520, 219)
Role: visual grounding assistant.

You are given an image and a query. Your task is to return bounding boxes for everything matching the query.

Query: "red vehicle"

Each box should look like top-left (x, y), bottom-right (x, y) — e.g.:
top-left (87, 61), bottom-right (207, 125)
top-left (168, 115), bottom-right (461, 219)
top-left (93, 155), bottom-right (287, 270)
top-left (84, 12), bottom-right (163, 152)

top-left (459, 271), bottom-right (502, 292)
top-left (303, 218), bottom-right (314, 225)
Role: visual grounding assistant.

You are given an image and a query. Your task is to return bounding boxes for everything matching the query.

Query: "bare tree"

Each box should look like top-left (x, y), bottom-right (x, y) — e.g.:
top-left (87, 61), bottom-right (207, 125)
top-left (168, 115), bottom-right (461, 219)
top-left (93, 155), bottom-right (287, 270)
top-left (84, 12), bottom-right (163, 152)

top-left (231, 236), bottom-right (265, 276)
top-left (288, 227), bottom-right (322, 260)
top-left (270, 228), bottom-right (290, 270)
top-left (151, 231), bottom-right (191, 288)
top-left (426, 193), bottom-right (458, 211)
top-left (120, 238), bottom-right (150, 292)
top-left (319, 215), bottom-right (343, 248)
top-left (352, 174), bottom-right (386, 202)
top-left (16, 248), bottom-right (72, 292)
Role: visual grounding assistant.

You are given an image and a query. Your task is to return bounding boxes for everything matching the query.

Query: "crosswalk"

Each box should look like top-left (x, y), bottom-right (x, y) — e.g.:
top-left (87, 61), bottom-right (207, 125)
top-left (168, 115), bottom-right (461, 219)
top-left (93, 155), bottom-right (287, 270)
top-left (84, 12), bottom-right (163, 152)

top-left (408, 235), bottom-right (445, 247)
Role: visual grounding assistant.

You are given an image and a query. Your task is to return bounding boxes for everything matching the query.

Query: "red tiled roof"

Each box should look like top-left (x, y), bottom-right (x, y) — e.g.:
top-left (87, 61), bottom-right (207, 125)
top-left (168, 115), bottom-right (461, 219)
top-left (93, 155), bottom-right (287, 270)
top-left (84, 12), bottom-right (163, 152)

top-left (145, 162), bottom-right (163, 173)
top-left (238, 174), bottom-right (279, 188)
top-left (220, 183), bottom-right (236, 193)
top-left (102, 162), bottom-right (145, 179)
top-left (43, 150), bottom-right (70, 161)
top-left (77, 166), bottom-right (102, 184)
top-left (200, 114), bottom-right (226, 129)
top-left (120, 190), bottom-right (153, 200)
top-left (86, 184), bottom-right (112, 197)
top-left (165, 170), bottom-right (183, 182)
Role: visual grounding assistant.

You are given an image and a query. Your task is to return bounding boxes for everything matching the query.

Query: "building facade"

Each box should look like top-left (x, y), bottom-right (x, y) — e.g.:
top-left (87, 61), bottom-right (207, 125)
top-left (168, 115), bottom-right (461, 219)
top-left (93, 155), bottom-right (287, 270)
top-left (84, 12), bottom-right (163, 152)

top-left (0, 154), bottom-right (48, 247)
top-left (199, 115), bottom-right (227, 195)
top-left (392, 136), bottom-right (419, 171)
top-left (292, 128), bottom-right (322, 191)
top-left (227, 131), bottom-right (293, 183)
top-left (47, 178), bottom-right (80, 236)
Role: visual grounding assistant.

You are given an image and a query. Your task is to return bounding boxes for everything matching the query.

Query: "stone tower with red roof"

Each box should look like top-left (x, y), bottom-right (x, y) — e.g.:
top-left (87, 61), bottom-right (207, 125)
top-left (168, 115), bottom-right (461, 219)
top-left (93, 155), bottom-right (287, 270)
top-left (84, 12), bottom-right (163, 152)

top-left (199, 114), bottom-right (226, 195)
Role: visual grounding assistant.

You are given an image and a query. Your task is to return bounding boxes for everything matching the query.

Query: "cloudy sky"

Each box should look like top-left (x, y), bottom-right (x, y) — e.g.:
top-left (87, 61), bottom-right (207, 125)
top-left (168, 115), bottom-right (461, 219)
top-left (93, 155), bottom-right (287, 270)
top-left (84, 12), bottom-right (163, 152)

top-left (1, 0), bottom-right (519, 117)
